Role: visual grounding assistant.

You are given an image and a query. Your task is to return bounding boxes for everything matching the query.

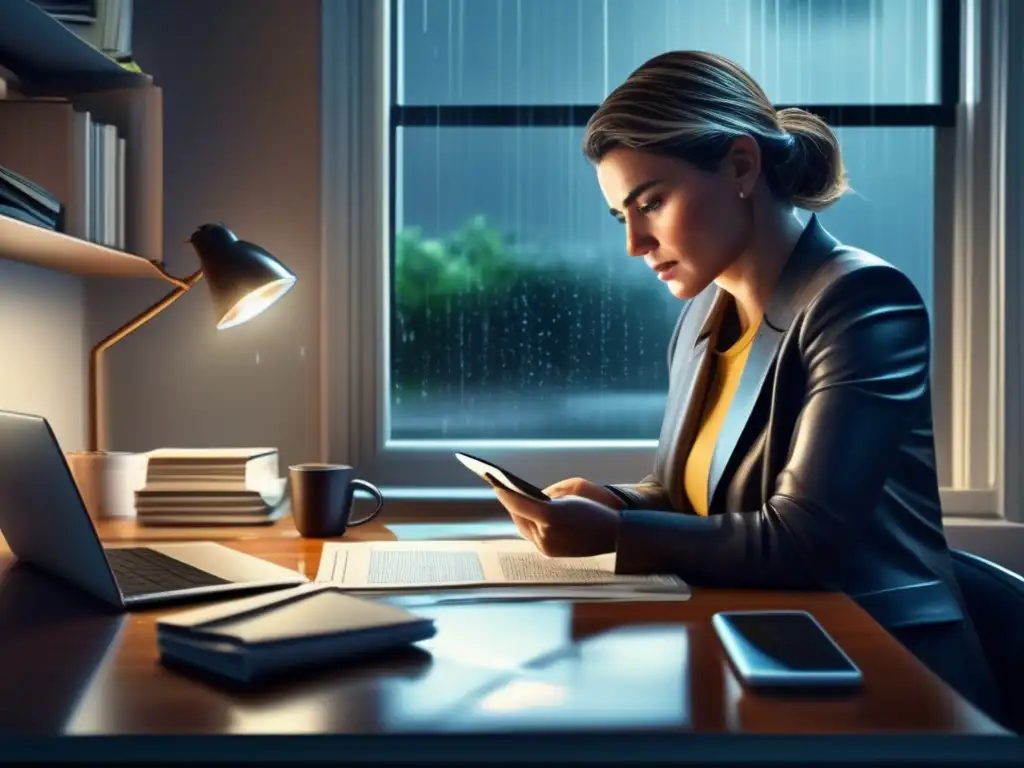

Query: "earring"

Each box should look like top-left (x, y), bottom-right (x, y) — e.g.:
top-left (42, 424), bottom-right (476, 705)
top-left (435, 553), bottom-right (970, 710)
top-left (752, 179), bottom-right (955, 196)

top-left (738, 191), bottom-right (745, 199)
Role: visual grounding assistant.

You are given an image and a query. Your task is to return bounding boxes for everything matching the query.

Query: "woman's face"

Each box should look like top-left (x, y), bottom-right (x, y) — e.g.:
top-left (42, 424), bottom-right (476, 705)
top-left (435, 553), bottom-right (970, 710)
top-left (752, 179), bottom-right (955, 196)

top-left (595, 145), bottom-right (754, 300)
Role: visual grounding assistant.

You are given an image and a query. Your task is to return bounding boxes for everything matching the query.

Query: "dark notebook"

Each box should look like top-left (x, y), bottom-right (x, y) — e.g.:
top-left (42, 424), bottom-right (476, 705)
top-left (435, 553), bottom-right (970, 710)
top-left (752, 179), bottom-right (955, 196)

top-left (156, 585), bottom-right (436, 684)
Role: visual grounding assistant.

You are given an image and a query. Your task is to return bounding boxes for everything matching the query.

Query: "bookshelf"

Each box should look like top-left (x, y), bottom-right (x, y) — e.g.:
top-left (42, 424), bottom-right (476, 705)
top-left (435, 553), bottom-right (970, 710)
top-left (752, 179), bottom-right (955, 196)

top-left (0, 213), bottom-right (166, 278)
top-left (0, 0), bottom-right (166, 280)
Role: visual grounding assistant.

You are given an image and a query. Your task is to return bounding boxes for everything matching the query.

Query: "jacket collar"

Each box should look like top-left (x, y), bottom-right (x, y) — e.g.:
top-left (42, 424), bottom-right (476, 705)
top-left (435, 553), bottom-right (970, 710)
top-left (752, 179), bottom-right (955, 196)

top-left (762, 213), bottom-right (841, 331)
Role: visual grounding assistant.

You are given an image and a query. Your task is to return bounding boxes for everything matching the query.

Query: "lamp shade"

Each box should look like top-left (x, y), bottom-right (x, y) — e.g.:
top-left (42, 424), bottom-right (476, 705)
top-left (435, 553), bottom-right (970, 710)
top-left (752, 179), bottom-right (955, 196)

top-left (189, 223), bottom-right (297, 330)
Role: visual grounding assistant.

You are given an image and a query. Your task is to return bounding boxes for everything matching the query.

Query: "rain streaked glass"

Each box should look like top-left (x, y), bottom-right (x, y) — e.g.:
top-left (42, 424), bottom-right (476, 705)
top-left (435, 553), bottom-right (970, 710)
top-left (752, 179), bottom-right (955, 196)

top-left (398, 0), bottom-right (941, 106)
top-left (389, 0), bottom-right (940, 442)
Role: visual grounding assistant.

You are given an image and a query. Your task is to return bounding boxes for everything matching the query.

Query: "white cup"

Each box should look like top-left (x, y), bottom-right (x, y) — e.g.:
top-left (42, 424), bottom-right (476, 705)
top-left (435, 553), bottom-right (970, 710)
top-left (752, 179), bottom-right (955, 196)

top-left (65, 451), bottom-right (149, 521)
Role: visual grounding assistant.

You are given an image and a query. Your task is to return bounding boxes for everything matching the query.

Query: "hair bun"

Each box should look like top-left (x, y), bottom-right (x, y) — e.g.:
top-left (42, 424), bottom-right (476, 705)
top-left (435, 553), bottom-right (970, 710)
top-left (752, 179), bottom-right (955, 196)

top-left (774, 108), bottom-right (849, 212)
top-left (581, 51), bottom-right (850, 213)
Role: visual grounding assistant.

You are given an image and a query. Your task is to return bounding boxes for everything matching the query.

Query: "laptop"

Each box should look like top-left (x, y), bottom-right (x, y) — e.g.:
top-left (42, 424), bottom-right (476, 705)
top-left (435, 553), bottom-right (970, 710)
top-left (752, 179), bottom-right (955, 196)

top-left (0, 410), bottom-right (308, 610)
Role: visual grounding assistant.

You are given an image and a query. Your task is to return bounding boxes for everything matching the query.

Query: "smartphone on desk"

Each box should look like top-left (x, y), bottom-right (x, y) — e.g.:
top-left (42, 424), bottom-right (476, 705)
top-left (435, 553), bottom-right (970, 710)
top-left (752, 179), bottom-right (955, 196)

top-left (712, 610), bottom-right (863, 691)
top-left (454, 452), bottom-right (551, 502)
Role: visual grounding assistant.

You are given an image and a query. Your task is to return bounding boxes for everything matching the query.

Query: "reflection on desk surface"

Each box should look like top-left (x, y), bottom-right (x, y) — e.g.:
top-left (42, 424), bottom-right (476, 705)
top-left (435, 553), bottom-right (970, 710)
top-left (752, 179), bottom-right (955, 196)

top-left (0, 562), bottom-right (124, 733)
top-left (195, 607), bottom-right (686, 735)
top-left (65, 599), bottom-right (579, 735)
top-left (421, 624), bottom-right (691, 732)
top-left (177, 602), bottom-right (577, 735)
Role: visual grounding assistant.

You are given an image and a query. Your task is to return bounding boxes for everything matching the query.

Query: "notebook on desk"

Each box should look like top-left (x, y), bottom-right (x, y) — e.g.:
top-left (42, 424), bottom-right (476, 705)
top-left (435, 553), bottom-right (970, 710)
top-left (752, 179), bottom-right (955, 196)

top-left (157, 585), bottom-right (437, 684)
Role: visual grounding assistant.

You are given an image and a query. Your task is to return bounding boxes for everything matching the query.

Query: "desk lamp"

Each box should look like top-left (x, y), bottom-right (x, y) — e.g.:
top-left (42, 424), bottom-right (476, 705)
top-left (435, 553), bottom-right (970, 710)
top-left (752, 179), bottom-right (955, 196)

top-left (67, 223), bottom-right (296, 519)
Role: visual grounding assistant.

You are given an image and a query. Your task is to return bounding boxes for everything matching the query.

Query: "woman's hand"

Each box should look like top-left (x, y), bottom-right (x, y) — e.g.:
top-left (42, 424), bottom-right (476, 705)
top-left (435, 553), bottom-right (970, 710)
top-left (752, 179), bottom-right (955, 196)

top-left (543, 476), bottom-right (626, 510)
top-left (486, 474), bottom-right (622, 557)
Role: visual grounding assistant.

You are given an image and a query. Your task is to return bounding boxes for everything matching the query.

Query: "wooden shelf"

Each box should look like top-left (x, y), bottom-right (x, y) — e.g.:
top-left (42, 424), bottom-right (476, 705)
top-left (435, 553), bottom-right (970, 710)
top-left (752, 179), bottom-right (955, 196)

top-left (0, 0), bottom-right (150, 96)
top-left (0, 2), bottom-right (165, 278)
top-left (0, 213), bottom-right (166, 279)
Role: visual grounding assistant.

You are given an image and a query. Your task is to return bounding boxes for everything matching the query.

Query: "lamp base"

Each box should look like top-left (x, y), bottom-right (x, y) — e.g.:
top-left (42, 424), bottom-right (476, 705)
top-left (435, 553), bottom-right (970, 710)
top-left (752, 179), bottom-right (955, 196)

top-left (65, 451), bottom-right (148, 521)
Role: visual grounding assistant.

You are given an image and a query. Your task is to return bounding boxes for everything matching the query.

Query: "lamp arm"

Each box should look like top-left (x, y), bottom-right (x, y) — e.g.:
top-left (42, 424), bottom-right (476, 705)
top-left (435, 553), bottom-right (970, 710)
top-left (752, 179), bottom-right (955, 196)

top-left (88, 268), bottom-right (205, 453)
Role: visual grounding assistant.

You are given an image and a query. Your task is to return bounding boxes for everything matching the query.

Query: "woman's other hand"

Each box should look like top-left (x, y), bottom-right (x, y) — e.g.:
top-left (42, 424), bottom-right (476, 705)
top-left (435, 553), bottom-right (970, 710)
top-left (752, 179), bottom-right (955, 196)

top-left (486, 475), bottom-right (621, 557)
top-left (543, 477), bottom-right (625, 510)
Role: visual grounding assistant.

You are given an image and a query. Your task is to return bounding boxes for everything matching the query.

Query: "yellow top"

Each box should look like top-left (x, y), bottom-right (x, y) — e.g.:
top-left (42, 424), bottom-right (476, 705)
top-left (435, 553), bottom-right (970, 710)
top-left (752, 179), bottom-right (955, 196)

top-left (683, 319), bottom-right (760, 516)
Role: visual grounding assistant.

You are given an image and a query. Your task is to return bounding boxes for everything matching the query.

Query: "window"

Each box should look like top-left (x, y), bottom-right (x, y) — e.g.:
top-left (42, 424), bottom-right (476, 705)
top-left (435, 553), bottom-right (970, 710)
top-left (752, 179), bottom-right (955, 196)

top-left (392, 124), bottom-right (935, 444)
top-left (322, 0), bottom-right (1010, 516)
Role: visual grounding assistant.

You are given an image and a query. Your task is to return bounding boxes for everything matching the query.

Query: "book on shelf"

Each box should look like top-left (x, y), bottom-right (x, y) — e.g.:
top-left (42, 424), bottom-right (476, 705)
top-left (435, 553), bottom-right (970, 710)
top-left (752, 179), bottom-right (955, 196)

top-left (0, 201), bottom-right (55, 229)
top-left (31, 0), bottom-right (133, 60)
top-left (30, 1), bottom-right (98, 24)
top-left (136, 448), bottom-right (289, 526)
top-left (0, 165), bottom-right (62, 230)
top-left (0, 97), bottom-right (126, 248)
top-left (0, 165), bottom-right (61, 219)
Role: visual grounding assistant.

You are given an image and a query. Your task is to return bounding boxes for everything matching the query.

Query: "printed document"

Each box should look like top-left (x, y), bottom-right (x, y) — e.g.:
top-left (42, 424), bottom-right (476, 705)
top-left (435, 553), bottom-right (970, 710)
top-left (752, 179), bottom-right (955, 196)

top-left (315, 539), bottom-right (689, 598)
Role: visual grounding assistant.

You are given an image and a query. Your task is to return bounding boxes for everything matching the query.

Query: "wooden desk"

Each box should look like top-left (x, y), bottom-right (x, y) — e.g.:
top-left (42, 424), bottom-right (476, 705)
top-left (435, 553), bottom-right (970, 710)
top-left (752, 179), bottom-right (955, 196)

top-left (0, 519), bottom-right (1018, 764)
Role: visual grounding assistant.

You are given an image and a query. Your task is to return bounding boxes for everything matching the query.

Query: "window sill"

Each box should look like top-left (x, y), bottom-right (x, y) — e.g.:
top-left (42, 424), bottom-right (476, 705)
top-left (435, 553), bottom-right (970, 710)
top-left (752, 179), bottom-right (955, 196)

top-left (375, 488), bottom-right (508, 522)
top-left (943, 516), bottom-right (1021, 528)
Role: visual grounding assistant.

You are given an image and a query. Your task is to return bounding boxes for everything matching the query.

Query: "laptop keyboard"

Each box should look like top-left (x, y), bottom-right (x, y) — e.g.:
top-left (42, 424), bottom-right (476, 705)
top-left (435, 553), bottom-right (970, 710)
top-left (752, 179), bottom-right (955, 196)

top-left (104, 547), bottom-right (230, 597)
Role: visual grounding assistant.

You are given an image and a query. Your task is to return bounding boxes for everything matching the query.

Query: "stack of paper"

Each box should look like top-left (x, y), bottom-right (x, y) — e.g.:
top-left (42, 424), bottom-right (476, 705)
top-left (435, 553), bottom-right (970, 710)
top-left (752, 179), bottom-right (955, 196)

top-left (135, 448), bottom-right (288, 526)
top-left (315, 540), bottom-right (691, 603)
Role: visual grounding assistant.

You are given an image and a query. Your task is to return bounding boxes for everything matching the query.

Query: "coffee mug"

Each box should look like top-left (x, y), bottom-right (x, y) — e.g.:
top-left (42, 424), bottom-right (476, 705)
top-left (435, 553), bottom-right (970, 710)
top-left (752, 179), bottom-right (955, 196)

top-left (288, 463), bottom-right (384, 538)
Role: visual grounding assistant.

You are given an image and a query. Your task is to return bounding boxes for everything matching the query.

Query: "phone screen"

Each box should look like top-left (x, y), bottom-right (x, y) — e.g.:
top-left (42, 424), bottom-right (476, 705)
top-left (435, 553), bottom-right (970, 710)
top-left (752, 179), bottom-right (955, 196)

top-left (719, 612), bottom-right (857, 673)
top-left (454, 452), bottom-right (551, 502)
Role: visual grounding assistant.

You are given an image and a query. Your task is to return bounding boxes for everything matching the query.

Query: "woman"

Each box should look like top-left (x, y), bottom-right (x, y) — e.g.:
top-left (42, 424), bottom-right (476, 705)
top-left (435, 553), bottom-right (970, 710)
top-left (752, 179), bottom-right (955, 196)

top-left (486, 51), bottom-right (1000, 719)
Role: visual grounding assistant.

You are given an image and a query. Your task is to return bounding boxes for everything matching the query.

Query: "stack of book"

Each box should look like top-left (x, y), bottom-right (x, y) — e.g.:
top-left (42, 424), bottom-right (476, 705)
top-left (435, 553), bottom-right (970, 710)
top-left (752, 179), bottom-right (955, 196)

top-left (0, 165), bottom-right (62, 230)
top-left (0, 99), bottom-right (126, 249)
top-left (135, 448), bottom-right (289, 526)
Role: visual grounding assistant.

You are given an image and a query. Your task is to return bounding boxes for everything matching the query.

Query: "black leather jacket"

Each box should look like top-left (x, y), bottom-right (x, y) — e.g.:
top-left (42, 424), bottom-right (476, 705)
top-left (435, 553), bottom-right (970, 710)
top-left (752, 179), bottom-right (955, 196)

top-left (606, 215), bottom-right (997, 715)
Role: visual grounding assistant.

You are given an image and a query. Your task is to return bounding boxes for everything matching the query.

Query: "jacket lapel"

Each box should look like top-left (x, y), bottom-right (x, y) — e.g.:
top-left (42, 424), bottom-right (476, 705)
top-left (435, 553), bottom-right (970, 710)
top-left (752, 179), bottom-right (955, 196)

top-left (661, 288), bottom-right (730, 511)
top-left (705, 215), bottom-right (841, 513)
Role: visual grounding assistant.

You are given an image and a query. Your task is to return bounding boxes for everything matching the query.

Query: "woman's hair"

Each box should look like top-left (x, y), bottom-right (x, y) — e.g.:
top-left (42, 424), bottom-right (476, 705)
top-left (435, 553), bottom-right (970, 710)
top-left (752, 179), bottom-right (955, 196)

top-left (582, 51), bottom-right (848, 212)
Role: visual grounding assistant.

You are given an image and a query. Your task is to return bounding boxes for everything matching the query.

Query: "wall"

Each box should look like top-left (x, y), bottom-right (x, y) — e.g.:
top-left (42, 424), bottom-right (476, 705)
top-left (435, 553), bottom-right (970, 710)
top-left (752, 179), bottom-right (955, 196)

top-left (0, 260), bottom-right (85, 450)
top-left (86, 0), bottom-right (322, 467)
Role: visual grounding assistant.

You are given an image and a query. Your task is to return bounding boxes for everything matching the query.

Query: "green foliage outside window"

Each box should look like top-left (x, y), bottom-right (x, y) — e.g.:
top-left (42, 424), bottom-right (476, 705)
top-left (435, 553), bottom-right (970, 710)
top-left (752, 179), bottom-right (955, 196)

top-left (392, 216), bottom-right (677, 394)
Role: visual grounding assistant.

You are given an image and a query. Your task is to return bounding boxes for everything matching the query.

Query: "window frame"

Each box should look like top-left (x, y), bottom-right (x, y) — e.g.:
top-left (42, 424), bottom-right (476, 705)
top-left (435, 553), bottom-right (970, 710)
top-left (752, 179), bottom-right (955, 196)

top-left (321, 0), bottom-right (1009, 518)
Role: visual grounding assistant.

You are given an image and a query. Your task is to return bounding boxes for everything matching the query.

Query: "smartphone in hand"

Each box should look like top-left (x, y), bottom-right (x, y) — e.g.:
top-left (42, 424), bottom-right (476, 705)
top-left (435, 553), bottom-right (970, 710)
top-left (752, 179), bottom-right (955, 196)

top-left (454, 452), bottom-right (551, 502)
